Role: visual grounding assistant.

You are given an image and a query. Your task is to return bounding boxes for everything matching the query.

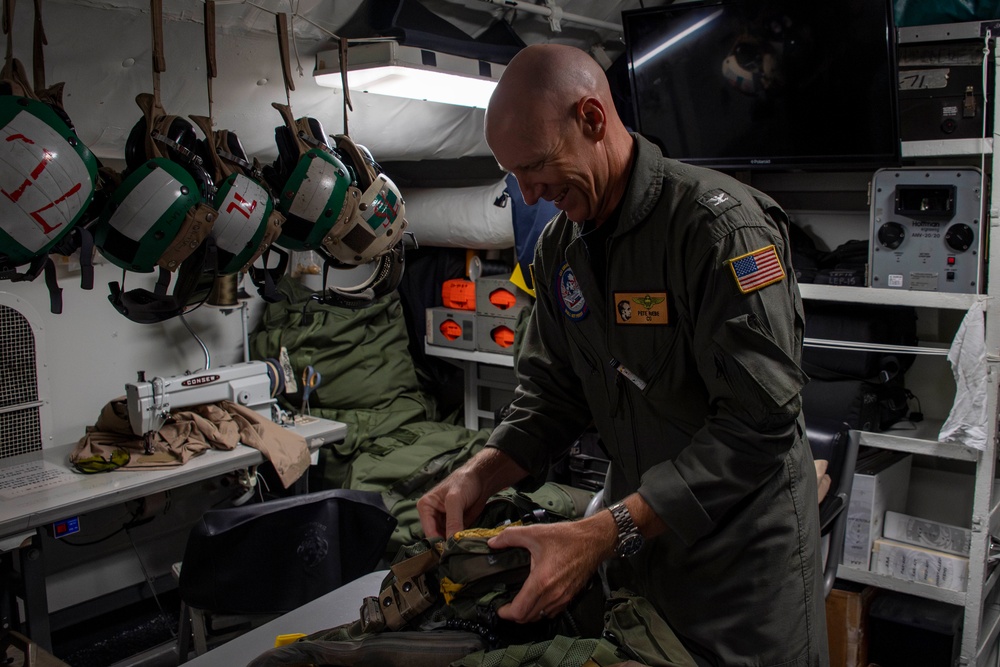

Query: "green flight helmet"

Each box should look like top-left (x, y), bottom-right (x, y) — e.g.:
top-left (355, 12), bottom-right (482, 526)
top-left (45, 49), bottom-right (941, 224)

top-left (93, 158), bottom-right (206, 273)
top-left (273, 147), bottom-right (357, 252)
top-left (0, 95), bottom-right (98, 268)
top-left (211, 172), bottom-right (277, 275)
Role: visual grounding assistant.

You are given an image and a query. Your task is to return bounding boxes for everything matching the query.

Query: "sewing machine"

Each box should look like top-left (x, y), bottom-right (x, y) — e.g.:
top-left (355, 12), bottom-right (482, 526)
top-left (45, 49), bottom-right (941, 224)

top-left (125, 361), bottom-right (276, 438)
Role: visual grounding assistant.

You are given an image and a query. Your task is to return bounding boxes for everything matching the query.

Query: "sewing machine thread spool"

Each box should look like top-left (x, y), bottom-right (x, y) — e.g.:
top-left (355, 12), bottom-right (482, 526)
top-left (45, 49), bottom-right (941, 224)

top-left (206, 273), bottom-right (239, 307)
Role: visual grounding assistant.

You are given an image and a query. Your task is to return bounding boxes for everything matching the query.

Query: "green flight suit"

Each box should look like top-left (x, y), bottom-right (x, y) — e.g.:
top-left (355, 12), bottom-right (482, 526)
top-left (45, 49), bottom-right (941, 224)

top-left (489, 135), bottom-right (827, 666)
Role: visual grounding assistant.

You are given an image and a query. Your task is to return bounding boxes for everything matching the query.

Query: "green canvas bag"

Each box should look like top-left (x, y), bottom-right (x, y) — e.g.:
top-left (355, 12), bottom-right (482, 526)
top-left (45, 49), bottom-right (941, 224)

top-left (248, 276), bottom-right (437, 485)
top-left (345, 421), bottom-right (492, 557)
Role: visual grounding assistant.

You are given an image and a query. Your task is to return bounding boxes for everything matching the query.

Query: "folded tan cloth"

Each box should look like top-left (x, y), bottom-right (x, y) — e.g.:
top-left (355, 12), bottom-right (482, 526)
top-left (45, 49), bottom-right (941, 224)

top-left (71, 398), bottom-right (310, 488)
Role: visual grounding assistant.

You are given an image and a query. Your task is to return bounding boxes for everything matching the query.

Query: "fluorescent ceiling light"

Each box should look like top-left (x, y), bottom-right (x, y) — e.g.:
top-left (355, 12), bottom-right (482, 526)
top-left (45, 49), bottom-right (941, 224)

top-left (315, 42), bottom-right (505, 109)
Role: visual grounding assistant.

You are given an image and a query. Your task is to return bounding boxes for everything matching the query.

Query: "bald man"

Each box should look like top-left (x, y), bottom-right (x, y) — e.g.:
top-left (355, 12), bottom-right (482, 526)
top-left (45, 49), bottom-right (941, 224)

top-left (417, 44), bottom-right (827, 667)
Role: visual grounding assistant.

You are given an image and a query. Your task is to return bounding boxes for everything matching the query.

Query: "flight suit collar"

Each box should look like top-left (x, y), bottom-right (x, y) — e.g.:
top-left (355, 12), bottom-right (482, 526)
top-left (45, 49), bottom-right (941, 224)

top-left (614, 134), bottom-right (667, 237)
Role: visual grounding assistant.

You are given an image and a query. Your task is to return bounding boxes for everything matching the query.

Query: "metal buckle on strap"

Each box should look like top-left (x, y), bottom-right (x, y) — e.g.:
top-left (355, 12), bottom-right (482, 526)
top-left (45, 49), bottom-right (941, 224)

top-left (377, 546), bottom-right (441, 630)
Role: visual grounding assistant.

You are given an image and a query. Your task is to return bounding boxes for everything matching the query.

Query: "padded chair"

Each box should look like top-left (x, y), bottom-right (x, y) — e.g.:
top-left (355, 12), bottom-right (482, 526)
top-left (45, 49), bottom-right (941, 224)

top-left (805, 420), bottom-right (860, 599)
top-left (174, 488), bottom-right (396, 663)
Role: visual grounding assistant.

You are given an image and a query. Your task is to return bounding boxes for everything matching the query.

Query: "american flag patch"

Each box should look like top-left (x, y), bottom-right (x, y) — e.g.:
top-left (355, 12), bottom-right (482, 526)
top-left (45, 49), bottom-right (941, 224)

top-left (728, 245), bottom-right (785, 294)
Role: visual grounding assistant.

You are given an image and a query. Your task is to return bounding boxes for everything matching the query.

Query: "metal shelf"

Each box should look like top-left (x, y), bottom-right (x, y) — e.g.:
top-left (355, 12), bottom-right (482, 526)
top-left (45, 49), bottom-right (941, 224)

top-left (423, 341), bottom-right (514, 368)
top-left (798, 284), bottom-right (984, 310)
top-left (858, 424), bottom-right (981, 462)
top-left (836, 564), bottom-right (966, 606)
top-left (902, 138), bottom-right (993, 158)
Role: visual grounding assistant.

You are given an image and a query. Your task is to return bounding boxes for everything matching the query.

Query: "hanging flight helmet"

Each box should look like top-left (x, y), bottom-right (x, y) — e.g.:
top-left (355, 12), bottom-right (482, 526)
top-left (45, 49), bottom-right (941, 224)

top-left (322, 135), bottom-right (407, 267)
top-left (0, 83), bottom-right (98, 280)
top-left (308, 134), bottom-right (408, 309)
top-left (264, 103), bottom-right (359, 253)
top-left (189, 115), bottom-right (283, 277)
top-left (93, 157), bottom-right (212, 273)
top-left (91, 93), bottom-right (220, 324)
top-left (93, 93), bottom-right (217, 274)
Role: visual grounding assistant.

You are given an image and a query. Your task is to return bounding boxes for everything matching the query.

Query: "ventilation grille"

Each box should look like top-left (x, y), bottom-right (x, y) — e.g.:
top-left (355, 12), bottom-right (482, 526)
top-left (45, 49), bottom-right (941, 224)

top-left (1, 304), bottom-right (41, 459)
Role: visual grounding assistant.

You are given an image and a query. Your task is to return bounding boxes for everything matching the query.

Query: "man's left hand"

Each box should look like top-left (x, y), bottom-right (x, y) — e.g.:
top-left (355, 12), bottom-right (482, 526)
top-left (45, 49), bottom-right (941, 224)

top-left (487, 512), bottom-right (617, 622)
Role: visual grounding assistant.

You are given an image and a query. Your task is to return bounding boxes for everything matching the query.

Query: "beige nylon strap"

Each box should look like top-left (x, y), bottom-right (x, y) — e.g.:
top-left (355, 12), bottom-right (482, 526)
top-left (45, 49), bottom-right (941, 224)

top-left (0, 58), bottom-right (36, 99)
top-left (149, 0), bottom-right (164, 112)
top-left (189, 114), bottom-right (227, 183)
top-left (135, 92), bottom-right (169, 161)
top-left (203, 0), bottom-right (216, 117)
top-left (150, 0), bottom-right (165, 73)
top-left (3, 0), bottom-right (13, 65)
top-left (271, 101), bottom-right (311, 158)
top-left (156, 202), bottom-right (217, 271)
top-left (31, 0), bottom-right (44, 91)
top-left (240, 210), bottom-right (285, 273)
top-left (338, 37), bottom-right (352, 134)
top-left (333, 134), bottom-right (376, 191)
top-left (275, 12), bottom-right (294, 106)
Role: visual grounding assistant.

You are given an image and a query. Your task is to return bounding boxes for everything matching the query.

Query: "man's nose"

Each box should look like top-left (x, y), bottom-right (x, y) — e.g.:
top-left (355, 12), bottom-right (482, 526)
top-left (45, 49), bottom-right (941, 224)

top-left (515, 176), bottom-right (542, 206)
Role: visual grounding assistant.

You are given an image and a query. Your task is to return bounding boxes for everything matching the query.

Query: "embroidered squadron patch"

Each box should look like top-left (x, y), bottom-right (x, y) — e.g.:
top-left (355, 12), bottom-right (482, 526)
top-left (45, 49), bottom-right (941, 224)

top-left (614, 292), bottom-right (668, 325)
top-left (556, 263), bottom-right (588, 321)
top-left (728, 245), bottom-right (786, 294)
top-left (696, 188), bottom-right (740, 216)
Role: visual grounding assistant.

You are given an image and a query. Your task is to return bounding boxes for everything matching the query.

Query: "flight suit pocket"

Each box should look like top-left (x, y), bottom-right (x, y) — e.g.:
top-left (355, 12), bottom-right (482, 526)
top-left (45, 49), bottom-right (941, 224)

top-left (713, 314), bottom-right (807, 410)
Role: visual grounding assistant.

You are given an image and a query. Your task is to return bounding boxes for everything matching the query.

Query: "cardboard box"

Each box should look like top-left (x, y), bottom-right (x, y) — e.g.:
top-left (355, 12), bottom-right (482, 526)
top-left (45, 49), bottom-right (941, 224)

top-left (882, 510), bottom-right (971, 557)
top-left (871, 538), bottom-right (969, 592)
top-left (842, 452), bottom-right (912, 571)
top-left (475, 276), bottom-right (532, 318)
top-left (425, 307), bottom-right (476, 351)
top-left (475, 315), bottom-right (518, 356)
top-left (826, 583), bottom-right (875, 667)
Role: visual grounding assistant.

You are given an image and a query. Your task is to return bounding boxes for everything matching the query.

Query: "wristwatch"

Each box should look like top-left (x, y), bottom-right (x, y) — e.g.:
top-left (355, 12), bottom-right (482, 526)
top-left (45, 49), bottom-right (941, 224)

top-left (608, 501), bottom-right (644, 557)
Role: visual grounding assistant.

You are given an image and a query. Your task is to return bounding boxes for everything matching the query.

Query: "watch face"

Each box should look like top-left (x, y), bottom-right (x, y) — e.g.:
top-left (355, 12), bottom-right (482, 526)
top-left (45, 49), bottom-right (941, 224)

top-left (617, 533), bottom-right (644, 558)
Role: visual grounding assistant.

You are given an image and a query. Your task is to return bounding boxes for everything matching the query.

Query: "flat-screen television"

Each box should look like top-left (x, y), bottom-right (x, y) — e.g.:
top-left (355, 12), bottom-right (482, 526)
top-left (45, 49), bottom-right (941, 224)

top-left (623, 0), bottom-right (901, 171)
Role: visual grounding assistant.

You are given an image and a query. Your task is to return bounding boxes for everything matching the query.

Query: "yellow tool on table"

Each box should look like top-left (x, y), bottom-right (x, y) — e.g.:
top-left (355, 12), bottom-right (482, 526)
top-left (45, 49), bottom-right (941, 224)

top-left (301, 365), bottom-right (321, 415)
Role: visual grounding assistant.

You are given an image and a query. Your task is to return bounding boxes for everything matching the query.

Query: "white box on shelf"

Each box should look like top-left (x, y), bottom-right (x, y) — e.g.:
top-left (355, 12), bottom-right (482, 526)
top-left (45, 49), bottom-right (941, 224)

top-left (871, 537), bottom-right (969, 592)
top-left (842, 452), bottom-right (912, 571)
top-left (882, 510), bottom-right (971, 557)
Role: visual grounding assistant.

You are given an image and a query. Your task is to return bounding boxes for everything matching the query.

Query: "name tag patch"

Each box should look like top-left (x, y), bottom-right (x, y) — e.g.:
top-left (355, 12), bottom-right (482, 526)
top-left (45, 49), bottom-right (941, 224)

top-left (614, 292), bottom-right (668, 325)
top-left (728, 245), bottom-right (786, 294)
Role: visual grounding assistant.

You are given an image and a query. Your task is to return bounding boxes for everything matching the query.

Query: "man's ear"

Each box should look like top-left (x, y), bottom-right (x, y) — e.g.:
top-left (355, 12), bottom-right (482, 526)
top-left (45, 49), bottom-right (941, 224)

top-left (578, 97), bottom-right (607, 140)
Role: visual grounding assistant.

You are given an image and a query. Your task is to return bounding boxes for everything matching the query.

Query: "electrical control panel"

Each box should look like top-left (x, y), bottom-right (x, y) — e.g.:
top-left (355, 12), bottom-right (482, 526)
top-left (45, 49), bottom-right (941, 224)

top-left (869, 167), bottom-right (984, 294)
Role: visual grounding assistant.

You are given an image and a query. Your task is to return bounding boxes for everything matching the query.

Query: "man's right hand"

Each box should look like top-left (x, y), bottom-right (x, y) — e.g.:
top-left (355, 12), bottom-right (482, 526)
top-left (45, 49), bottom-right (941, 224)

top-left (417, 448), bottom-right (529, 538)
top-left (417, 465), bottom-right (490, 538)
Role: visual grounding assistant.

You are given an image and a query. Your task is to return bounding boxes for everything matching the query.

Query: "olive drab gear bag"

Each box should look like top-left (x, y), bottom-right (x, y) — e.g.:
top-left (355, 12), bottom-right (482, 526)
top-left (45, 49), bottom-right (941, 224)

top-left (245, 492), bottom-right (698, 667)
top-left (344, 420), bottom-right (491, 558)
top-left (247, 528), bottom-right (696, 667)
top-left (248, 276), bottom-right (437, 468)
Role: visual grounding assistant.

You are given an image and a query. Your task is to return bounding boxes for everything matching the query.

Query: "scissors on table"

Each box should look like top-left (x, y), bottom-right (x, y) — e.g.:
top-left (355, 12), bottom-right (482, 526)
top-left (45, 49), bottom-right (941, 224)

top-left (301, 365), bottom-right (321, 415)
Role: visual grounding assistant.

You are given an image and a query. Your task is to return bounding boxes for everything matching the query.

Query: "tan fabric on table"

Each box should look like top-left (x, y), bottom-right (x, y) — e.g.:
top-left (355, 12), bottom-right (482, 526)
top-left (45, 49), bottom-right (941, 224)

top-left (71, 398), bottom-right (310, 488)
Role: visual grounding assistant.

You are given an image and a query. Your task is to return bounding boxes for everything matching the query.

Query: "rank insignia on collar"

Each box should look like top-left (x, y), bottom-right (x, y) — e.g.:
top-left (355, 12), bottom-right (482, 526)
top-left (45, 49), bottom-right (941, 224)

top-left (614, 292), bottom-right (668, 324)
top-left (728, 245), bottom-right (786, 294)
top-left (556, 263), bottom-right (588, 321)
top-left (697, 188), bottom-right (740, 216)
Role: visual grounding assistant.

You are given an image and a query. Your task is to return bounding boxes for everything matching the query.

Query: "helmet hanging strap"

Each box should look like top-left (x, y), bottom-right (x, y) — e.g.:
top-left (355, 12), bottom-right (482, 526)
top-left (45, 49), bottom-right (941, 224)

top-left (3, 0), bottom-right (14, 69)
top-left (150, 0), bottom-right (165, 110)
top-left (31, 0), bottom-right (45, 92)
top-left (203, 0), bottom-right (216, 122)
top-left (275, 12), bottom-right (294, 109)
top-left (338, 37), bottom-right (352, 135)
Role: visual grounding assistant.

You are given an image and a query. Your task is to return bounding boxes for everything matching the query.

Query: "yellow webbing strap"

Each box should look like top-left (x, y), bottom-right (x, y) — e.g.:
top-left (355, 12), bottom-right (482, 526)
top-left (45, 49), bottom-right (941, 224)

top-left (439, 576), bottom-right (463, 605)
top-left (452, 521), bottom-right (521, 542)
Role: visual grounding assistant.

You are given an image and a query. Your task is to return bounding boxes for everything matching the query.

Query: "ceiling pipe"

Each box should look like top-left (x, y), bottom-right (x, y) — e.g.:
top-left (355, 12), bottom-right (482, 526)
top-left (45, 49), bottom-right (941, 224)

top-left (471, 0), bottom-right (623, 34)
